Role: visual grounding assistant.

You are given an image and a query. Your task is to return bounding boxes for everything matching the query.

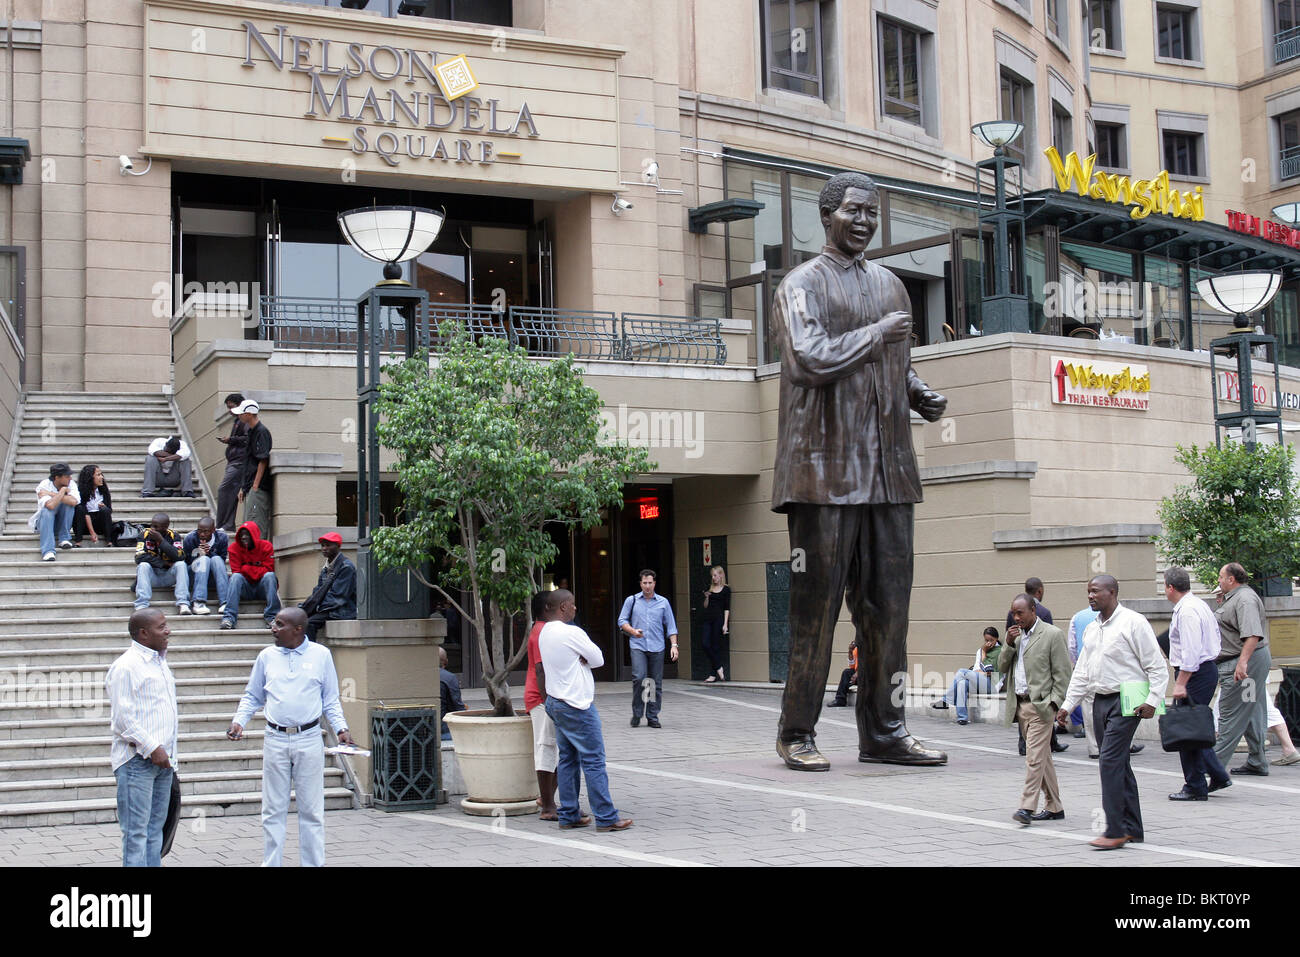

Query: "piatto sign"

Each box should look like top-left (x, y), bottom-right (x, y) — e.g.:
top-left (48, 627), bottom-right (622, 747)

top-left (1051, 356), bottom-right (1152, 411)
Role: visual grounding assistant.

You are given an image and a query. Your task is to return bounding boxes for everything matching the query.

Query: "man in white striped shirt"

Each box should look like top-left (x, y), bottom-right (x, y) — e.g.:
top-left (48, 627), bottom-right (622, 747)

top-left (106, 609), bottom-right (178, 867)
top-left (1164, 566), bottom-right (1232, 801)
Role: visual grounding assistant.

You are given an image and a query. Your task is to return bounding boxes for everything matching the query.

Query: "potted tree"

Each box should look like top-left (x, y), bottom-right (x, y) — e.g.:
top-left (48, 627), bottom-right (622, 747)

top-left (1155, 440), bottom-right (1300, 594)
top-left (372, 327), bottom-right (651, 815)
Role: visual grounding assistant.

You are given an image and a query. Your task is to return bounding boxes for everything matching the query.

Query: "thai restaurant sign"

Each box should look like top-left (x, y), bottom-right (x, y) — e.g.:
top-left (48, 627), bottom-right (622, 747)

top-left (1224, 210), bottom-right (1300, 250)
top-left (142, 0), bottom-right (623, 191)
top-left (1051, 355), bottom-right (1151, 410)
top-left (1043, 148), bottom-right (1204, 221)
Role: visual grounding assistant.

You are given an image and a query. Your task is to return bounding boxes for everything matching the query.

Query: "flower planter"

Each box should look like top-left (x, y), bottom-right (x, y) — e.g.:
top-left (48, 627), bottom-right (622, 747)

top-left (443, 710), bottom-right (539, 816)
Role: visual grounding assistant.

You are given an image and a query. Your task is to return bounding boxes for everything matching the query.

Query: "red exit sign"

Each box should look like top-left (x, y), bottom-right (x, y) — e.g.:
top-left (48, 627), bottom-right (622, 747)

top-left (639, 503), bottom-right (660, 520)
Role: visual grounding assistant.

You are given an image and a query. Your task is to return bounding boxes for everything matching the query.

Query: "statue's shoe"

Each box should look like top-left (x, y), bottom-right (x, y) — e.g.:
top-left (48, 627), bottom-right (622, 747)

top-left (776, 737), bottom-right (831, 771)
top-left (858, 736), bottom-right (948, 766)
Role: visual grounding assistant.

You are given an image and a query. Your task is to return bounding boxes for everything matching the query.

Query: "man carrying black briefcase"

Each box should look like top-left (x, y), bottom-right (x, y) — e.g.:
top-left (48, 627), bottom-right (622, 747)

top-left (1163, 567), bottom-right (1232, 801)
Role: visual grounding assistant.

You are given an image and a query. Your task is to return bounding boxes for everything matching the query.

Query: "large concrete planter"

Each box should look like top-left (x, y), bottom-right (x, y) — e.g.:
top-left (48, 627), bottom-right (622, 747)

top-left (443, 710), bottom-right (538, 816)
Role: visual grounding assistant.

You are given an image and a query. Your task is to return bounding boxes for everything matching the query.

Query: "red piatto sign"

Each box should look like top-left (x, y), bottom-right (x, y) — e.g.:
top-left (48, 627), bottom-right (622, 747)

top-left (1217, 371), bottom-right (1300, 411)
top-left (1224, 210), bottom-right (1300, 249)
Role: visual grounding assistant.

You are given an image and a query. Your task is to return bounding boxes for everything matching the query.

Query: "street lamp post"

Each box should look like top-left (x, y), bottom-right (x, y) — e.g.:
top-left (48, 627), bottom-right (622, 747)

top-left (1198, 271), bottom-right (1285, 451)
top-left (337, 205), bottom-right (445, 618)
top-left (972, 121), bottom-right (1030, 335)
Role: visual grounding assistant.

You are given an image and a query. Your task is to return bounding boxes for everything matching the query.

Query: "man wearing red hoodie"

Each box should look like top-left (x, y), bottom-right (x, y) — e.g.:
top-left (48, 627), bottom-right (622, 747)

top-left (221, 521), bottom-right (281, 631)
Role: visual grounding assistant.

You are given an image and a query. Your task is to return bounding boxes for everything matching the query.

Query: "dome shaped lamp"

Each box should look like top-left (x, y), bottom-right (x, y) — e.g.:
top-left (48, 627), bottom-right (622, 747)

top-left (337, 205), bottom-right (445, 285)
top-left (1195, 272), bottom-right (1283, 332)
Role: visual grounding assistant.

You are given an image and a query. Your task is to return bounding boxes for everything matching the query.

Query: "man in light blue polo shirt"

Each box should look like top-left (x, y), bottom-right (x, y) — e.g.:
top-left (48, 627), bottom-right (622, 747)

top-left (618, 569), bottom-right (679, 729)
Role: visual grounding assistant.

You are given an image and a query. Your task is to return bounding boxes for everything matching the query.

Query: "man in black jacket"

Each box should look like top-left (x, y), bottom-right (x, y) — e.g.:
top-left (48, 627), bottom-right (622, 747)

top-left (133, 513), bottom-right (191, 615)
top-left (215, 393), bottom-right (249, 531)
top-left (301, 532), bottom-right (357, 640)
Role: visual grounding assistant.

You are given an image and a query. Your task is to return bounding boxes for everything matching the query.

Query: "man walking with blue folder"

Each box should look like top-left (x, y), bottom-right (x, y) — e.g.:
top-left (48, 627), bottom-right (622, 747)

top-left (1057, 575), bottom-right (1167, 850)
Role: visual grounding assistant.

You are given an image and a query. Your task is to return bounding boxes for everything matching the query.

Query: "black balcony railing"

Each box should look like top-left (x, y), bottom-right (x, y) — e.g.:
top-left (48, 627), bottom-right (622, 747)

top-left (1283, 144), bottom-right (1300, 181)
top-left (258, 296), bottom-right (727, 365)
top-left (1279, 26), bottom-right (1300, 63)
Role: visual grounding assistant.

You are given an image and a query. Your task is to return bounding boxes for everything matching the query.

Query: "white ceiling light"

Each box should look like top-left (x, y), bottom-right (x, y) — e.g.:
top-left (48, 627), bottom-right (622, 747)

top-left (1195, 272), bottom-right (1283, 330)
top-left (337, 206), bottom-right (445, 283)
top-left (971, 121), bottom-right (1025, 150)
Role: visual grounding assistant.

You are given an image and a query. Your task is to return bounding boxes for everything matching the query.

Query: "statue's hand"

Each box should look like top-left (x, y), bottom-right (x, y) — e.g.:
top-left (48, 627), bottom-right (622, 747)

top-left (880, 311), bottom-right (913, 344)
top-left (916, 390), bottom-right (947, 422)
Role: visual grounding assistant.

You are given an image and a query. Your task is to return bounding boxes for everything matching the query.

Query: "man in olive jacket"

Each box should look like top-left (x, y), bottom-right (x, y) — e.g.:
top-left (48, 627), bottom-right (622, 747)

top-left (1000, 593), bottom-right (1073, 825)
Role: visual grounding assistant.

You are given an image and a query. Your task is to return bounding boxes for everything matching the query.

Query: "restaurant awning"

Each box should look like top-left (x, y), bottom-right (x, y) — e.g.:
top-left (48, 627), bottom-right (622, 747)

top-left (1018, 189), bottom-right (1300, 280)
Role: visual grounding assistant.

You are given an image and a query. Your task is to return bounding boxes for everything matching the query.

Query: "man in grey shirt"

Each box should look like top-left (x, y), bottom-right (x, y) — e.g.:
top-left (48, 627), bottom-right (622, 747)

top-left (1214, 563), bottom-right (1271, 776)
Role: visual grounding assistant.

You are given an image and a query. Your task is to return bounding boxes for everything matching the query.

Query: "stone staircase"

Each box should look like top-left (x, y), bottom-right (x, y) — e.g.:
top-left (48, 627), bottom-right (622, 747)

top-left (0, 391), bottom-right (354, 827)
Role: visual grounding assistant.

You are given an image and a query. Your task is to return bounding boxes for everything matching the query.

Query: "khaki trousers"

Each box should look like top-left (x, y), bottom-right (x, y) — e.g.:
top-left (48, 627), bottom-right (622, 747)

top-left (1017, 699), bottom-right (1063, 813)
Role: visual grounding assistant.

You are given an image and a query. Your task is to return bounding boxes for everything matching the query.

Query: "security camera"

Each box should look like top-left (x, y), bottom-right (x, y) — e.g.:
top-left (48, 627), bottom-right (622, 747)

top-left (642, 160), bottom-right (660, 185)
top-left (119, 155), bottom-right (133, 174)
top-left (611, 196), bottom-right (634, 214)
top-left (118, 154), bottom-right (153, 177)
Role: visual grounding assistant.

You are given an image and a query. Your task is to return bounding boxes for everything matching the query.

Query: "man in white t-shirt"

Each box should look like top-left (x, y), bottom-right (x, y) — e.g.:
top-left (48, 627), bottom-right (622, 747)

top-left (30, 463), bottom-right (80, 561)
top-left (539, 589), bottom-right (632, 832)
top-left (142, 435), bottom-right (195, 498)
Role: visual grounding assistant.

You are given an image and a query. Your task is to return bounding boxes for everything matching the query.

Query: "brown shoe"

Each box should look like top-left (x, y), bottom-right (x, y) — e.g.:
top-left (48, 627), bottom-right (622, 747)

top-left (597, 818), bottom-right (634, 832)
top-left (1089, 835), bottom-right (1131, 850)
top-left (558, 815), bottom-right (593, 829)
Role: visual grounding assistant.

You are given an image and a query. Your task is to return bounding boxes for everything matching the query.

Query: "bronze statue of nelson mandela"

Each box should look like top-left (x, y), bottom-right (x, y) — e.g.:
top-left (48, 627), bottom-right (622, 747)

top-left (771, 170), bottom-right (948, 771)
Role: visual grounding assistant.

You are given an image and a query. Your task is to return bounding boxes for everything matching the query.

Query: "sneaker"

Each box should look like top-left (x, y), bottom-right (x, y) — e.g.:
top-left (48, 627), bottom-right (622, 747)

top-left (220, 619), bottom-right (235, 630)
top-left (42, 551), bottom-right (56, 562)
top-left (957, 718), bottom-right (969, 725)
top-left (58, 540), bottom-right (73, 550)
top-left (179, 605), bottom-right (193, 615)
top-left (181, 490), bottom-right (196, 498)
top-left (218, 603), bottom-right (227, 614)
top-left (1272, 751), bottom-right (1300, 766)
top-left (192, 603), bottom-right (210, 616)
top-left (931, 699), bottom-right (949, 710)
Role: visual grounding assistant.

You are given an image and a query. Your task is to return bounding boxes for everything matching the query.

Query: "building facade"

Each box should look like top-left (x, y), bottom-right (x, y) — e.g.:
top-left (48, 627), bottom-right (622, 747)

top-left (3, 0), bottom-right (1300, 688)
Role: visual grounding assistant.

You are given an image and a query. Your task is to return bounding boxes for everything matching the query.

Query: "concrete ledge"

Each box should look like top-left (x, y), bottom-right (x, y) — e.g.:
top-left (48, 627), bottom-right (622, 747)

top-left (321, 617), bottom-right (445, 646)
top-left (211, 390), bottom-right (307, 422)
top-left (921, 460), bottom-right (1038, 485)
top-left (993, 523), bottom-right (1161, 550)
top-left (274, 525), bottom-right (357, 560)
top-left (269, 451), bottom-right (344, 475)
top-left (193, 339), bottom-right (273, 376)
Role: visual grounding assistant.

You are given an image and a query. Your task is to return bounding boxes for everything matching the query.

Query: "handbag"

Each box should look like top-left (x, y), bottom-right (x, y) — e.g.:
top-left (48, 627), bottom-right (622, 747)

top-left (1158, 697), bottom-right (1216, 752)
top-left (300, 560), bottom-right (342, 617)
top-left (161, 772), bottom-right (181, 857)
top-left (112, 521), bottom-right (143, 547)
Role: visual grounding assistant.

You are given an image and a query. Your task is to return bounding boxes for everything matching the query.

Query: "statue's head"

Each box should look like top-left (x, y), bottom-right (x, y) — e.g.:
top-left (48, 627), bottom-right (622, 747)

top-left (819, 172), bottom-right (880, 258)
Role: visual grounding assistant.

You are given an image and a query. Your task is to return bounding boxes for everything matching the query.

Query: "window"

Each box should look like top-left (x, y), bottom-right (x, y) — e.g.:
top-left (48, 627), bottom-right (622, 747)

top-left (879, 19), bottom-right (922, 126)
top-left (1095, 121), bottom-right (1126, 168)
top-left (1277, 0), bottom-right (1300, 63)
top-left (1046, 0), bottom-right (1067, 43)
top-left (762, 0), bottom-right (825, 99)
top-left (287, 0), bottom-right (512, 25)
top-left (1000, 71), bottom-right (1031, 165)
top-left (1156, 4), bottom-right (1197, 61)
top-left (1088, 0), bottom-right (1121, 51)
top-left (1163, 130), bottom-right (1201, 177)
top-left (1052, 105), bottom-right (1073, 155)
top-left (1280, 111), bottom-right (1300, 180)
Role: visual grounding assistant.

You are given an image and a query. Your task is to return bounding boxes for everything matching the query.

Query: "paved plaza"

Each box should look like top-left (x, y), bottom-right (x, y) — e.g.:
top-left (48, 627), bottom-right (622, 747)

top-left (4, 681), bottom-right (1296, 868)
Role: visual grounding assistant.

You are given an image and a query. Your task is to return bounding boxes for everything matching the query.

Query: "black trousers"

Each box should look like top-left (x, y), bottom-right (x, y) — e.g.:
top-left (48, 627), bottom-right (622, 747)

top-left (1094, 692), bottom-right (1143, 840)
top-left (779, 503), bottom-right (913, 754)
top-left (216, 461), bottom-right (244, 532)
top-left (1177, 661), bottom-right (1231, 795)
top-left (699, 617), bottom-right (726, 672)
top-left (73, 504), bottom-right (115, 544)
top-left (833, 667), bottom-right (856, 704)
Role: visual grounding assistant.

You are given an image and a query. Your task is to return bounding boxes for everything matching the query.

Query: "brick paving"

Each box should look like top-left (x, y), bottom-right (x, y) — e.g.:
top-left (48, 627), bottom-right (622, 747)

top-left (5, 680), bottom-right (1297, 867)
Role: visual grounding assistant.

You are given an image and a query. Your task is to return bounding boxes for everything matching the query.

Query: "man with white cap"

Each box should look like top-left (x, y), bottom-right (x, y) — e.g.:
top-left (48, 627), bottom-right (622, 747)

top-left (299, 532), bottom-right (357, 640)
top-left (234, 399), bottom-right (273, 538)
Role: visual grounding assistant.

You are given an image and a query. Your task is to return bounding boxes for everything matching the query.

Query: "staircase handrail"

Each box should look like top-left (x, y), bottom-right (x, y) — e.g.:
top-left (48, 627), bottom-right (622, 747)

top-left (168, 391), bottom-right (219, 510)
top-left (0, 393), bottom-right (26, 533)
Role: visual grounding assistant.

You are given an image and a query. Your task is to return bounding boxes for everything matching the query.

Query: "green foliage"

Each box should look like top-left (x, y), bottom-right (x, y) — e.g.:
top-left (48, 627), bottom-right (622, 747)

top-left (1155, 441), bottom-right (1300, 589)
top-left (371, 327), bottom-right (653, 714)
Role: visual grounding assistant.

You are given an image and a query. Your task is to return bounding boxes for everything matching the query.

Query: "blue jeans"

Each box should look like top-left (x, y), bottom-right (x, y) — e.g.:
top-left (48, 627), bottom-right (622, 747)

top-left (630, 647), bottom-right (663, 721)
top-left (943, 668), bottom-right (994, 721)
top-left (37, 503), bottom-right (75, 554)
top-left (545, 697), bottom-right (621, 827)
top-left (222, 572), bottom-right (280, 626)
top-left (190, 555), bottom-right (230, 606)
top-left (135, 563), bottom-right (190, 610)
top-left (114, 755), bottom-right (173, 867)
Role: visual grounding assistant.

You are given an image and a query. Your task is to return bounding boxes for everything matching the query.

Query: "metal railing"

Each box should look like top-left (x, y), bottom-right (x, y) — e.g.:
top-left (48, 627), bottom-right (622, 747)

top-left (1277, 26), bottom-right (1300, 64)
top-left (259, 296), bottom-right (727, 365)
top-left (1283, 145), bottom-right (1300, 181)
